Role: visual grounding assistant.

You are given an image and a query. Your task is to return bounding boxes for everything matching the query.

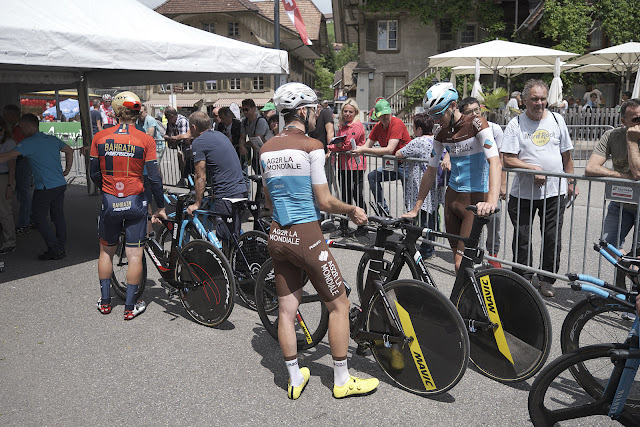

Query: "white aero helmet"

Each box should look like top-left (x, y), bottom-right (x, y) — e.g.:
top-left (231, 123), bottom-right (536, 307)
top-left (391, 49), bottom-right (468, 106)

top-left (423, 82), bottom-right (458, 117)
top-left (102, 94), bottom-right (112, 102)
top-left (112, 91), bottom-right (142, 115)
top-left (273, 82), bottom-right (317, 113)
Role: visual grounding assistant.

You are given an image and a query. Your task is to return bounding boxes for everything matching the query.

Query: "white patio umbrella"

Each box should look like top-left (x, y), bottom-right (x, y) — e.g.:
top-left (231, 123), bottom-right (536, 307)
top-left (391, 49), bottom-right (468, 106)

top-left (569, 42), bottom-right (640, 91)
top-left (548, 57), bottom-right (563, 107)
top-left (633, 69), bottom-right (640, 98)
top-left (430, 40), bottom-right (578, 89)
top-left (470, 59), bottom-right (484, 101)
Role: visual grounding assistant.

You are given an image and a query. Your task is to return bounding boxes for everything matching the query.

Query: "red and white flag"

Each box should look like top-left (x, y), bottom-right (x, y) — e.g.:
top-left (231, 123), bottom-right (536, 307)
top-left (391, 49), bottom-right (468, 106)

top-left (282, 0), bottom-right (312, 46)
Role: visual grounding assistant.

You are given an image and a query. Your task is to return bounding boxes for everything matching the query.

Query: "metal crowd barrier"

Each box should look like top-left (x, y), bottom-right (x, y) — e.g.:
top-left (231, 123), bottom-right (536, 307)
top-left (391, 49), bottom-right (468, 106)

top-left (144, 137), bottom-right (639, 287)
top-left (324, 151), bottom-right (639, 286)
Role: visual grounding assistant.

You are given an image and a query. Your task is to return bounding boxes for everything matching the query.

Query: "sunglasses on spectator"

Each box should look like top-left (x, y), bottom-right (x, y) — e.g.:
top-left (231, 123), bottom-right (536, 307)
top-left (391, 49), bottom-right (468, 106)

top-left (462, 107), bottom-right (482, 116)
top-left (242, 107), bottom-right (251, 112)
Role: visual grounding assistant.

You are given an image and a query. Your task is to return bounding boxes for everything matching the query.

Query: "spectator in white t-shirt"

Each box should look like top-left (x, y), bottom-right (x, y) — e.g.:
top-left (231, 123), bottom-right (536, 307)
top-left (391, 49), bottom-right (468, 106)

top-left (502, 79), bottom-right (579, 298)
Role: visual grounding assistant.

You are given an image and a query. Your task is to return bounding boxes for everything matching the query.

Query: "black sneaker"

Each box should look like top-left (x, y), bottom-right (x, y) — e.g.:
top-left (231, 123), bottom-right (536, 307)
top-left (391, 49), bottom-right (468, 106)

top-left (15, 227), bottom-right (31, 235)
top-left (0, 246), bottom-right (16, 254)
top-left (38, 248), bottom-right (65, 261)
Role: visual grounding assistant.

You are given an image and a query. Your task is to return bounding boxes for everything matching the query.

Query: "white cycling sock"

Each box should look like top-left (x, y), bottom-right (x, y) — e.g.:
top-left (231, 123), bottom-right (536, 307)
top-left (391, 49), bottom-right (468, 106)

top-left (333, 359), bottom-right (349, 387)
top-left (285, 358), bottom-right (304, 387)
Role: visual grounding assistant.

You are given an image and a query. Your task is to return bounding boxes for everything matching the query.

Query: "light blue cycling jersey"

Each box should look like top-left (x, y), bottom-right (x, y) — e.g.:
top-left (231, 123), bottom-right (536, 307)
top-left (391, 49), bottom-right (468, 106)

top-left (429, 115), bottom-right (498, 193)
top-left (260, 128), bottom-right (327, 226)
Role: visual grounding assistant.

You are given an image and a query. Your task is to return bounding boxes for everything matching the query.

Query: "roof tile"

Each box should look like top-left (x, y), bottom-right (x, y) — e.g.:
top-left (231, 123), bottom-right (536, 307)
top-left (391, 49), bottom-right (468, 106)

top-left (155, 0), bottom-right (257, 14)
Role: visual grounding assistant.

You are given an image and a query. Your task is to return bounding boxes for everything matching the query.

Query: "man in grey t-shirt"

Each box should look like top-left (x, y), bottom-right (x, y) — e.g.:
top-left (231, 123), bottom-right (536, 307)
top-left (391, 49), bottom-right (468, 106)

top-left (586, 99), bottom-right (640, 252)
top-left (502, 79), bottom-right (579, 297)
top-left (239, 98), bottom-right (273, 175)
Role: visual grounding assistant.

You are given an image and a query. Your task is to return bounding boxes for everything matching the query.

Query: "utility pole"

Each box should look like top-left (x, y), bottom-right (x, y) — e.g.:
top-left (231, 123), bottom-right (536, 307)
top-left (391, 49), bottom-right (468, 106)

top-left (274, 0), bottom-right (284, 89)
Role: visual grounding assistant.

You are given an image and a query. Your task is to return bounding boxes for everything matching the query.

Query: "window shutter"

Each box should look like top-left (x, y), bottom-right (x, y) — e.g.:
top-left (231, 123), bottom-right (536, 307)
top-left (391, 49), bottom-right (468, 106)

top-left (366, 20), bottom-right (377, 51)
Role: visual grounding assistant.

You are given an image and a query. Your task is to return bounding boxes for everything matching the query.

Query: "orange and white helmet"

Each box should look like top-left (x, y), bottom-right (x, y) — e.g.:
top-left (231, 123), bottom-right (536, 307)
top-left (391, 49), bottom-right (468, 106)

top-left (112, 91), bottom-right (141, 115)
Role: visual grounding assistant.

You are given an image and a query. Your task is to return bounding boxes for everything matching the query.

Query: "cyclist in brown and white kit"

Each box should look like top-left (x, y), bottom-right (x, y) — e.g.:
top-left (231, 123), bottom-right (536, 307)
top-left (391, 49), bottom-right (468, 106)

top-left (260, 82), bottom-right (379, 400)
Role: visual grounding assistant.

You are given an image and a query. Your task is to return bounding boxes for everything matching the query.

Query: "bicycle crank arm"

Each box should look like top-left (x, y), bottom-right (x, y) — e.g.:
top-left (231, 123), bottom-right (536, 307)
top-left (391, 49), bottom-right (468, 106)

top-left (462, 318), bottom-right (498, 333)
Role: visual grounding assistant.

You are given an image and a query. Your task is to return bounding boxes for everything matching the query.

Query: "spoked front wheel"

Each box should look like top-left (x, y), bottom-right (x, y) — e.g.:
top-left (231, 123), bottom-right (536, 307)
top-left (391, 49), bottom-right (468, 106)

top-left (110, 232), bottom-right (147, 300)
top-left (365, 279), bottom-right (469, 396)
top-left (175, 240), bottom-right (235, 327)
top-left (528, 344), bottom-right (640, 426)
top-left (453, 268), bottom-right (552, 383)
top-left (254, 258), bottom-right (328, 350)
top-left (561, 295), bottom-right (637, 353)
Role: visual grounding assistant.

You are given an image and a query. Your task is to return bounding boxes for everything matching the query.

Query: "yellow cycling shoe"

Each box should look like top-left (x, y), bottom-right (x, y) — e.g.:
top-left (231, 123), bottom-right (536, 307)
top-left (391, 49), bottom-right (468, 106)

top-left (333, 375), bottom-right (379, 399)
top-left (288, 367), bottom-right (310, 400)
top-left (390, 347), bottom-right (405, 371)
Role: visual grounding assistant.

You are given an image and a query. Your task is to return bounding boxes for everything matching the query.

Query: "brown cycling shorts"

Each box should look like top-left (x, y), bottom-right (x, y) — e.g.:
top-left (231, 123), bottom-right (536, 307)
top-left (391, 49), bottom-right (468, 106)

top-left (268, 221), bottom-right (346, 302)
top-left (444, 187), bottom-right (486, 250)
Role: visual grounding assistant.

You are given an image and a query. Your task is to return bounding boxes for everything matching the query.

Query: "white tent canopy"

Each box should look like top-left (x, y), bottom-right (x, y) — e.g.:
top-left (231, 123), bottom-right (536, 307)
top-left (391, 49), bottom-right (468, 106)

top-left (568, 42), bottom-right (640, 95)
top-left (0, 0), bottom-right (289, 91)
top-left (451, 62), bottom-right (577, 78)
top-left (429, 40), bottom-right (578, 69)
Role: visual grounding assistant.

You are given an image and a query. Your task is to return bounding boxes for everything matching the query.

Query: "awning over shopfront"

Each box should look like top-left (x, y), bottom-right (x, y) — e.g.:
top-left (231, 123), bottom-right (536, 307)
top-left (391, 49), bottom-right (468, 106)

top-left (212, 98), bottom-right (273, 107)
top-left (145, 98), bottom-right (203, 108)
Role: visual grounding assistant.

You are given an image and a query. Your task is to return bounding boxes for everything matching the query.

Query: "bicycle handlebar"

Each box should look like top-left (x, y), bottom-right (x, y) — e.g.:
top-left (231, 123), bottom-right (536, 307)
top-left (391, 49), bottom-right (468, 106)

top-left (570, 282), bottom-right (636, 310)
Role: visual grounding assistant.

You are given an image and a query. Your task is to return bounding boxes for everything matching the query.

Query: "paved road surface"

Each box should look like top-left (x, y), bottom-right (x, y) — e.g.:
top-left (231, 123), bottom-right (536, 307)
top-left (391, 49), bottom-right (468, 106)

top-left (0, 182), bottom-right (619, 426)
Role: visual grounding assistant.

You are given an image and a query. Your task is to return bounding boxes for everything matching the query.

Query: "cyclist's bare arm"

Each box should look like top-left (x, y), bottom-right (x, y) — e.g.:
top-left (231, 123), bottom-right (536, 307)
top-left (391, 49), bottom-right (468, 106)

top-left (313, 183), bottom-right (367, 225)
top-left (402, 166), bottom-right (437, 219)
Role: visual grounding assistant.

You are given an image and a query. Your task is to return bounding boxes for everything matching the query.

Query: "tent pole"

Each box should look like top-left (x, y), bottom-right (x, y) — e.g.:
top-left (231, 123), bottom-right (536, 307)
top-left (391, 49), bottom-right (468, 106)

top-left (55, 90), bottom-right (61, 120)
top-left (463, 75), bottom-right (468, 98)
top-left (274, 0), bottom-right (283, 89)
top-left (77, 74), bottom-right (96, 195)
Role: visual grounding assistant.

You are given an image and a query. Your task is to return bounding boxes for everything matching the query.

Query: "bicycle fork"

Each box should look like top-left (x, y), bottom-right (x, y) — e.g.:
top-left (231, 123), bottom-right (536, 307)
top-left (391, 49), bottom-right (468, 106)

top-left (465, 267), bottom-right (515, 365)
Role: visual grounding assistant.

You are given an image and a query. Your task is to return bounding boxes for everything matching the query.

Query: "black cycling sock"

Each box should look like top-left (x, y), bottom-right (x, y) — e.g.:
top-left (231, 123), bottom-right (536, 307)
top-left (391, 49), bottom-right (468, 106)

top-left (100, 279), bottom-right (111, 304)
top-left (125, 284), bottom-right (138, 311)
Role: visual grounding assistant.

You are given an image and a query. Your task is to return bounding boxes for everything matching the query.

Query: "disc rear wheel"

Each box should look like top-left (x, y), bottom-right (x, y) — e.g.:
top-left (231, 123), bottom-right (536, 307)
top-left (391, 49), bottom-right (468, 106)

top-left (454, 269), bottom-right (552, 383)
top-left (176, 240), bottom-right (235, 327)
top-left (366, 279), bottom-right (469, 396)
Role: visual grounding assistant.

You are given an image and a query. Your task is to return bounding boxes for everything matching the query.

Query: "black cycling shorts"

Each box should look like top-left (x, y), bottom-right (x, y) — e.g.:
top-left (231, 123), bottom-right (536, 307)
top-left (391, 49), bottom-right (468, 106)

top-left (98, 193), bottom-right (147, 247)
top-left (268, 221), bottom-right (346, 302)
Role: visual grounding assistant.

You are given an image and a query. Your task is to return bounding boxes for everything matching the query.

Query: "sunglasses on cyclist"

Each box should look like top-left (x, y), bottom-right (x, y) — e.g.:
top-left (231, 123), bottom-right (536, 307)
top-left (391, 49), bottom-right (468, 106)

top-left (429, 107), bottom-right (450, 120)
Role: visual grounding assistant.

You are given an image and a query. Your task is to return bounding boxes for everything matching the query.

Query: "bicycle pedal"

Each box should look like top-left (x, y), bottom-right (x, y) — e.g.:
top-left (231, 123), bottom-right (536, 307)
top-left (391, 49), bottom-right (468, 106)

top-left (159, 279), bottom-right (179, 298)
top-left (355, 344), bottom-right (369, 356)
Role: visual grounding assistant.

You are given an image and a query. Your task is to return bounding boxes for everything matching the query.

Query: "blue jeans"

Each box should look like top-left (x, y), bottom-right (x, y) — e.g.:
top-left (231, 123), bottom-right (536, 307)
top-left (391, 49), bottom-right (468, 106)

top-left (15, 157), bottom-right (33, 228)
top-left (601, 201), bottom-right (639, 249)
top-left (32, 185), bottom-right (67, 251)
top-left (367, 163), bottom-right (407, 212)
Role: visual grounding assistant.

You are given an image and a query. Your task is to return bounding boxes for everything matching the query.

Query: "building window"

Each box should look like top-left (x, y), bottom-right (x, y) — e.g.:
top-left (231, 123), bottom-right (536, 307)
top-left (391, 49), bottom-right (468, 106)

top-left (184, 82), bottom-right (194, 91)
top-left (253, 77), bottom-right (264, 91)
top-left (205, 80), bottom-right (217, 91)
top-left (228, 22), bottom-right (239, 37)
top-left (202, 23), bottom-right (215, 33)
top-left (384, 76), bottom-right (406, 97)
top-left (440, 20), bottom-right (453, 41)
top-left (460, 25), bottom-right (476, 44)
top-left (377, 20), bottom-right (398, 50)
top-left (230, 78), bottom-right (241, 91)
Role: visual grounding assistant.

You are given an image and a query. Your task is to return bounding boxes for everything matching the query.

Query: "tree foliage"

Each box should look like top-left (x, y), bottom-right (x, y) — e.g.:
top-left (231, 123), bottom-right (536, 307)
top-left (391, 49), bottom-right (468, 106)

top-left (476, 1), bottom-right (506, 41)
top-left (314, 61), bottom-right (334, 100)
top-left (363, 0), bottom-right (472, 33)
top-left (335, 44), bottom-right (359, 70)
top-left (541, 0), bottom-right (640, 55)
top-left (596, 0), bottom-right (640, 45)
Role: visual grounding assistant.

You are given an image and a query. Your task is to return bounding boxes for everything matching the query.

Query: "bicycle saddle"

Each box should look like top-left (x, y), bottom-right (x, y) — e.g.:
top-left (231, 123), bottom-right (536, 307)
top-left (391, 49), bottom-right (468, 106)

top-left (367, 216), bottom-right (409, 228)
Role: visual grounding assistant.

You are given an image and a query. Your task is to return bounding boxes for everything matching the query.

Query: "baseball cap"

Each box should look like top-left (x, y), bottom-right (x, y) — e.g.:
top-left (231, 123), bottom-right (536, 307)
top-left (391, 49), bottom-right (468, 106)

top-left (260, 102), bottom-right (276, 112)
top-left (370, 99), bottom-right (391, 121)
